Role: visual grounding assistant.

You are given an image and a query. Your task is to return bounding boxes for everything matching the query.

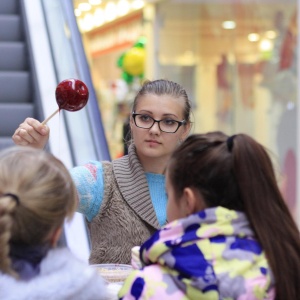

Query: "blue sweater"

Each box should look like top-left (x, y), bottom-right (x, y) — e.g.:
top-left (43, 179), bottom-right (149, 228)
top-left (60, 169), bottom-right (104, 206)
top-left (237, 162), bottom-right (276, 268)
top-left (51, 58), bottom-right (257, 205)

top-left (70, 161), bottom-right (167, 226)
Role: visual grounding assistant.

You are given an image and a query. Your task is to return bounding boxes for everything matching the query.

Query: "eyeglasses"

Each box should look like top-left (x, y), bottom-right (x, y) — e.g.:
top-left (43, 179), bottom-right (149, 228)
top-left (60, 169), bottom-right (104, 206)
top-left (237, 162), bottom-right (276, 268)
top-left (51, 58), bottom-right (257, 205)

top-left (132, 112), bottom-right (187, 133)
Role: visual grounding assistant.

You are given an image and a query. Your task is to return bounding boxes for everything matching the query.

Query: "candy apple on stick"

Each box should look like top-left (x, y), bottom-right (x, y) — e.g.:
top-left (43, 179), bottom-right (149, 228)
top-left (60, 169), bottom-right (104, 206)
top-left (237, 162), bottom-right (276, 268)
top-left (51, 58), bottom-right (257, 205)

top-left (42, 78), bottom-right (89, 125)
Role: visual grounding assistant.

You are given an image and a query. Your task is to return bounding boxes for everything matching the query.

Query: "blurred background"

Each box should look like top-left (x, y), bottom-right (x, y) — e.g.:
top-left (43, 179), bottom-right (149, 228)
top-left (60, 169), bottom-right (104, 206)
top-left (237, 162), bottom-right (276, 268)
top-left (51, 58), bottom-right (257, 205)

top-left (73, 0), bottom-right (298, 217)
top-left (0, 0), bottom-right (298, 260)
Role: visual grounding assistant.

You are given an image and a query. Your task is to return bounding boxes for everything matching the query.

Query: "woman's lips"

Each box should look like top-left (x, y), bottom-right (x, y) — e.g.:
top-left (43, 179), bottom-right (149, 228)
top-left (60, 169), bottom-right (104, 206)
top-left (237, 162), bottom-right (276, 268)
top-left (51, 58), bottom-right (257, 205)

top-left (146, 140), bottom-right (161, 146)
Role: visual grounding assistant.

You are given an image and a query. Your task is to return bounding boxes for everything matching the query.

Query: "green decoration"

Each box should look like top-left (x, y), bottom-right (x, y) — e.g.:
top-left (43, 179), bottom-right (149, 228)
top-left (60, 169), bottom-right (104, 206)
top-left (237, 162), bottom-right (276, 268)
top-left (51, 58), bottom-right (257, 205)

top-left (133, 36), bottom-right (147, 48)
top-left (122, 72), bottom-right (134, 84)
top-left (117, 53), bottom-right (125, 68)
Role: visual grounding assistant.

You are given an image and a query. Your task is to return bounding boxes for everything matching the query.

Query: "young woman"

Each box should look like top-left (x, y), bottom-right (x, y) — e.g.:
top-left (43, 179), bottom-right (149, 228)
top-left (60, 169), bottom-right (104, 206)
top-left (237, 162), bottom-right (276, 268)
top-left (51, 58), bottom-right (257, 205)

top-left (12, 79), bottom-right (192, 264)
top-left (118, 132), bottom-right (300, 300)
top-left (0, 147), bottom-right (108, 300)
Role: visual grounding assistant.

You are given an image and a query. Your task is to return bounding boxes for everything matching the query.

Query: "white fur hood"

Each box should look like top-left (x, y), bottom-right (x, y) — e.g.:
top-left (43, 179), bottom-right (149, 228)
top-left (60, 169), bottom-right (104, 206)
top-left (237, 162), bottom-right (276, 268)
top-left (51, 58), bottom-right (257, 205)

top-left (0, 247), bottom-right (109, 300)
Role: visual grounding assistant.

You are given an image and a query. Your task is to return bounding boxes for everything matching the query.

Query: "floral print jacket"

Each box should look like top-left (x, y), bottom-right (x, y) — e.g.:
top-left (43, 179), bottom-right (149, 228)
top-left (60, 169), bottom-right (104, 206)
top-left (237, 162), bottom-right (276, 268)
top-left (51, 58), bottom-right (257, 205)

top-left (119, 206), bottom-right (275, 300)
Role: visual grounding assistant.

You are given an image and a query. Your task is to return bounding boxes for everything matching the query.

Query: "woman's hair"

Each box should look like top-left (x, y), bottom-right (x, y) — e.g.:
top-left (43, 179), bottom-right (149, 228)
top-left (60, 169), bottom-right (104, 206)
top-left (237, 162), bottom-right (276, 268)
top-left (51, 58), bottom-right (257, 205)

top-left (132, 79), bottom-right (192, 123)
top-left (167, 132), bottom-right (300, 300)
top-left (0, 147), bottom-right (77, 277)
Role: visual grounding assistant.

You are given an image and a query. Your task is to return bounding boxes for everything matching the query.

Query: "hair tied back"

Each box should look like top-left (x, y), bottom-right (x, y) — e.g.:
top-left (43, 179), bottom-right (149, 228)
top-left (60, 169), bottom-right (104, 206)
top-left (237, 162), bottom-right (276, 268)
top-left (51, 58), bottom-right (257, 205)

top-left (2, 193), bottom-right (20, 205)
top-left (226, 135), bottom-right (236, 152)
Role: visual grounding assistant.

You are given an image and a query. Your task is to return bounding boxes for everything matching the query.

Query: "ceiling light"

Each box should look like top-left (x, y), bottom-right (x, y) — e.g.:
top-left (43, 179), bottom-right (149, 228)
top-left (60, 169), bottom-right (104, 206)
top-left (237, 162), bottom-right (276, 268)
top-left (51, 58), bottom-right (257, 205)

top-left (74, 8), bottom-right (81, 17)
top-left (265, 30), bottom-right (277, 39)
top-left (83, 13), bottom-right (94, 31)
top-left (78, 3), bottom-right (91, 11)
top-left (248, 33), bottom-right (260, 42)
top-left (222, 20), bottom-right (236, 30)
top-left (117, 0), bottom-right (130, 16)
top-left (259, 39), bottom-right (273, 51)
top-left (105, 2), bottom-right (117, 22)
top-left (131, 0), bottom-right (145, 10)
top-left (93, 8), bottom-right (105, 27)
top-left (89, 0), bottom-right (102, 5)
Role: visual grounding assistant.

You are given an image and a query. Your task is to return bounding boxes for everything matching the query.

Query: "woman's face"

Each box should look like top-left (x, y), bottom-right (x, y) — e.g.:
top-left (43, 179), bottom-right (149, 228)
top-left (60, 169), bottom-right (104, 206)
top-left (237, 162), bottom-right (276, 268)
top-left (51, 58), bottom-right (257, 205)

top-left (130, 94), bottom-right (189, 162)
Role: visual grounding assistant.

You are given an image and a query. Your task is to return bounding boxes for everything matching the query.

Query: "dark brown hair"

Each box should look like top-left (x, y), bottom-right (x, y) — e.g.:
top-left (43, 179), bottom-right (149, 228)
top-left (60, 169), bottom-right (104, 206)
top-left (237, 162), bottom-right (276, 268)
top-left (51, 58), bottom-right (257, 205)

top-left (167, 132), bottom-right (300, 300)
top-left (132, 79), bottom-right (192, 122)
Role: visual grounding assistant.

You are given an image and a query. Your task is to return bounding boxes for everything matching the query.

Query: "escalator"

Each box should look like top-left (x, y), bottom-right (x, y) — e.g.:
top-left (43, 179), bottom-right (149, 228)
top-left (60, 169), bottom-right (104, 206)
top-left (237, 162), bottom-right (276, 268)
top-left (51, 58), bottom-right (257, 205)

top-left (0, 0), bottom-right (111, 262)
top-left (0, 0), bottom-right (38, 150)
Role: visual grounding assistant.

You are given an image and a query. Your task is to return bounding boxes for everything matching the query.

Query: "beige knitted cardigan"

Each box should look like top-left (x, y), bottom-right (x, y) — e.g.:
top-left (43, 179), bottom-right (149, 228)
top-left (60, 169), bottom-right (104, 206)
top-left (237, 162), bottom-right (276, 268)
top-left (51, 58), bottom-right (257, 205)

top-left (88, 145), bottom-right (161, 265)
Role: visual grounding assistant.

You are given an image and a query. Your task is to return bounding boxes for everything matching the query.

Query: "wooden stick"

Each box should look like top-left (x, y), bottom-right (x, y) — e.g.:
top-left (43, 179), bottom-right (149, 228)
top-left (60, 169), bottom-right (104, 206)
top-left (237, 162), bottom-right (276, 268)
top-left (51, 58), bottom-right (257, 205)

top-left (41, 108), bottom-right (60, 125)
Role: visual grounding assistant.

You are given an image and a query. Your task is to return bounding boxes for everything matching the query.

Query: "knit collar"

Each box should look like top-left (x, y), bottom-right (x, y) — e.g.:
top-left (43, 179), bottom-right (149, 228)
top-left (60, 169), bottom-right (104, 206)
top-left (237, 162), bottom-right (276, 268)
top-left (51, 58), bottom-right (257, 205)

top-left (113, 144), bottom-right (160, 230)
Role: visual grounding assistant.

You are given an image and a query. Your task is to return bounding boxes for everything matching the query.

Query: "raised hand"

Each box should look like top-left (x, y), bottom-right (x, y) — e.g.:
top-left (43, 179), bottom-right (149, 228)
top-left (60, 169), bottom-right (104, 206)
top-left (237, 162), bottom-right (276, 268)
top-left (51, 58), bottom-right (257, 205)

top-left (12, 118), bottom-right (50, 149)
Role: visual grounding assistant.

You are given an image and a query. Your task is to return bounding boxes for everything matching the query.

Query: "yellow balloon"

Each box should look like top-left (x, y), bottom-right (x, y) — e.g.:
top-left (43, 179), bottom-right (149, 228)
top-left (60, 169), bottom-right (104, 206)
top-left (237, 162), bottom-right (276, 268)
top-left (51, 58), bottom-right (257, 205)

top-left (123, 47), bottom-right (145, 76)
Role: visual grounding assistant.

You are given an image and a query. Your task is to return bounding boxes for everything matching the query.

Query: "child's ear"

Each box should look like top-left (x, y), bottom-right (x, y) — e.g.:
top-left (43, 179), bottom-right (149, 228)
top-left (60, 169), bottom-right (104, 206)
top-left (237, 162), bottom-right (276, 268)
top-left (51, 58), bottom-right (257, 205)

top-left (182, 187), bottom-right (206, 216)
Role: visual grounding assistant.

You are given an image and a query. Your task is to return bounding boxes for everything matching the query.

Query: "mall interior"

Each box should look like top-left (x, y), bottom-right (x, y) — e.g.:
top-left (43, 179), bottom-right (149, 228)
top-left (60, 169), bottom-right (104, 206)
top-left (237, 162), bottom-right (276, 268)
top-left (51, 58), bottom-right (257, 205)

top-left (0, 0), bottom-right (298, 261)
top-left (73, 0), bottom-right (298, 216)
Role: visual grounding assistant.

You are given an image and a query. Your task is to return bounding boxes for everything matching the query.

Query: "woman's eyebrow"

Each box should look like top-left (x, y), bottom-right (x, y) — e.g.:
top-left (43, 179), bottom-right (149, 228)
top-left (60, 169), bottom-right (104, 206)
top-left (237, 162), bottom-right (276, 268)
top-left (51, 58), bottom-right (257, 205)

top-left (137, 110), bottom-right (179, 118)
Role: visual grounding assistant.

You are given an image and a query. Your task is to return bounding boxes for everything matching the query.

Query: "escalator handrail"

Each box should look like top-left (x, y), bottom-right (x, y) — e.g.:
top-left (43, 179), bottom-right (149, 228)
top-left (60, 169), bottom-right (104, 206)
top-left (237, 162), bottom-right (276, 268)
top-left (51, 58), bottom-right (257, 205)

top-left (62, 0), bottom-right (111, 162)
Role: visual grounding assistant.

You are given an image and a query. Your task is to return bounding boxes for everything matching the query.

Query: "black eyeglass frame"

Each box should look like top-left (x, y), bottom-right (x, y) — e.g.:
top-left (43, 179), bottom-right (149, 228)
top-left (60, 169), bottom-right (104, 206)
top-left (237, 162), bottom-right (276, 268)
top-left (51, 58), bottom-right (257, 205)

top-left (132, 112), bottom-right (187, 133)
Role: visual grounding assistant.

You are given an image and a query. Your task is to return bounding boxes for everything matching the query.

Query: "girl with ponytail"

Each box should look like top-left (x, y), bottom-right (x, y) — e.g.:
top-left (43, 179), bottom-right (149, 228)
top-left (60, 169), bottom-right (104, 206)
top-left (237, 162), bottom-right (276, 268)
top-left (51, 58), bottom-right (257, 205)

top-left (119, 132), bottom-right (300, 300)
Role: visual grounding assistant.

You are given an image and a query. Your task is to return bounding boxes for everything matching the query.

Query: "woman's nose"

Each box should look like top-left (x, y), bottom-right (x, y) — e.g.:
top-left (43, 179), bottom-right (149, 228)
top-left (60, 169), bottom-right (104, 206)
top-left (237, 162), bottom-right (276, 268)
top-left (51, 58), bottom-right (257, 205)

top-left (149, 121), bottom-right (161, 133)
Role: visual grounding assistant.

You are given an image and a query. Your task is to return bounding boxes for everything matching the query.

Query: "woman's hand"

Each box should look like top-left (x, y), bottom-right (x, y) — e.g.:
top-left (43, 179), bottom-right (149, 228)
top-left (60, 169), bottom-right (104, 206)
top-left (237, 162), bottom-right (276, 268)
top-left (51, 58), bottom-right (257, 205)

top-left (12, 118), bottom-right (50, 149)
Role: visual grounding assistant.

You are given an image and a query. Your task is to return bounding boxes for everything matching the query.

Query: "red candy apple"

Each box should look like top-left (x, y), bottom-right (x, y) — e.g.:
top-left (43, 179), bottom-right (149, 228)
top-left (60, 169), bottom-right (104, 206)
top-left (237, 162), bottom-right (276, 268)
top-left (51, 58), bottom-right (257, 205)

top-left (41, 78), bottom-right (89, 125)
top-left (55, 78), bottom-right (89, 112)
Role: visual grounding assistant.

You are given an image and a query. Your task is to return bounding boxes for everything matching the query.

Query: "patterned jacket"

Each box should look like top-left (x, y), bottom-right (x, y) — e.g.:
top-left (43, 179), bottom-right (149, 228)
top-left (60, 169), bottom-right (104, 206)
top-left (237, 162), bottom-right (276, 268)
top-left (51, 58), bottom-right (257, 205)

top-left (118, 206), bottom-right (275, 299)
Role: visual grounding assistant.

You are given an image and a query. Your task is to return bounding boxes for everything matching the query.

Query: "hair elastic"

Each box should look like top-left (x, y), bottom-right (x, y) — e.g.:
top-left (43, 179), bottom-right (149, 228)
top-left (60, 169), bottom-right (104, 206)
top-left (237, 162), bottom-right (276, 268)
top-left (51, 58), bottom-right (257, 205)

top-left (226, 135), bottom-right (236, 152)
top-left (2, 193), bottom-right (20, 205)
